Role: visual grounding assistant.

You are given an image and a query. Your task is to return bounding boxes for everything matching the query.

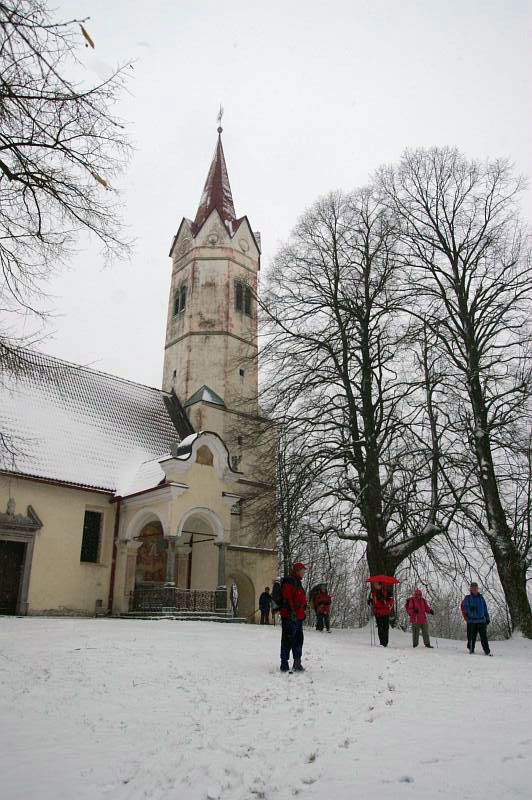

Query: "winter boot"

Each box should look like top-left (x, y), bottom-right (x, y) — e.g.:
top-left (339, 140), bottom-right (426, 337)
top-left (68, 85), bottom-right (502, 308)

top-left (280, 662), bottom-right (290, 672)
top-left (293, 659), bottom-right (305, 672)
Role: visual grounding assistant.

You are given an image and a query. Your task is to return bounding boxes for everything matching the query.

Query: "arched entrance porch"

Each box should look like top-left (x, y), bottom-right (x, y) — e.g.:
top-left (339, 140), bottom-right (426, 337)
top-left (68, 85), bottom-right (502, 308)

top-left (126, 506), bottom-right (229, 615)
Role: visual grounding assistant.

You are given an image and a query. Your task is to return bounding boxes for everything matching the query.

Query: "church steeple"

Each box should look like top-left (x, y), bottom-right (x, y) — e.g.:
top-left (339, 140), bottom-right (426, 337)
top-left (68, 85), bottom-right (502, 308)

top-left (192, 125), bottom-right (237, 236)
top-left (163, 123), bottom-right (261, 430)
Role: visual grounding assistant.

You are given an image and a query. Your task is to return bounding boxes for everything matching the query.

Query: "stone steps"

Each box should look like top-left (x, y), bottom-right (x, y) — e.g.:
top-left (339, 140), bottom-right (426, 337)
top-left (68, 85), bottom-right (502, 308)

top-left (120, 610), bottom-right (248, 623)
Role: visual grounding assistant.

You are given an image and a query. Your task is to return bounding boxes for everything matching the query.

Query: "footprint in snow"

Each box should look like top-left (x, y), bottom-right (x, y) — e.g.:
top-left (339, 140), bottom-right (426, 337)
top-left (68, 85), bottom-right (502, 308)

top-left (399, 775), bottom-right (415, 783)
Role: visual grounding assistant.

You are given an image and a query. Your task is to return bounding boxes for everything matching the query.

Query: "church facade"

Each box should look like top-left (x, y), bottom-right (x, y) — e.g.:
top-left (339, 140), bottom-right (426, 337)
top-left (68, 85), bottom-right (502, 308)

top-left (0, 128), bottom-right (277, 621)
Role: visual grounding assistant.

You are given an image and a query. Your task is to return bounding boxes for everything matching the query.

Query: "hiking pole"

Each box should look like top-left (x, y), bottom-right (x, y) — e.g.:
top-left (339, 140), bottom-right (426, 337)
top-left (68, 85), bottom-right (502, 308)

top-left (370, 615), bottom-right (375, 646)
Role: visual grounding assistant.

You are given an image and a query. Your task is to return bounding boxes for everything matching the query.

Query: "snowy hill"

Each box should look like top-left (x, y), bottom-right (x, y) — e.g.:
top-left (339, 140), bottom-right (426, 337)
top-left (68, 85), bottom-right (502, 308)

top-left (1, 618), bottom-right (530, 800)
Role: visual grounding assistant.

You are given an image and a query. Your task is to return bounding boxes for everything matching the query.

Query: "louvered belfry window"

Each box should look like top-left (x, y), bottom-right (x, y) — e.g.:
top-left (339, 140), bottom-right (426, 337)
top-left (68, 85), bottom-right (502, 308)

top-left (235, 281), bottom-right (252, 317)
top-left (235, 280), bottom-right (243, 312)
top-left (179, 284), bottom-right (187, 312)
top-left (244, 286), bottom-right (252, 316)
top-left (80, 510), bottom-right (102, 563)
top-left (173, 284), bottom-right (187, 315)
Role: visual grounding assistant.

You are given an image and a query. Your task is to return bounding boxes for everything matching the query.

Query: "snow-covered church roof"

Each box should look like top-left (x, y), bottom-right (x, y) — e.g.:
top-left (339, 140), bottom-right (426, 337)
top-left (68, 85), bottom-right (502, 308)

top-left (0, 349), bottom-right (192, 493)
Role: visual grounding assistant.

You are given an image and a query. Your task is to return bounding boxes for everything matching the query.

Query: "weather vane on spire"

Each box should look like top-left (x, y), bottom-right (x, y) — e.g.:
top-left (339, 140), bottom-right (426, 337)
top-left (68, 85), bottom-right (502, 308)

top-left (217, 104), bottom-right (224, 134)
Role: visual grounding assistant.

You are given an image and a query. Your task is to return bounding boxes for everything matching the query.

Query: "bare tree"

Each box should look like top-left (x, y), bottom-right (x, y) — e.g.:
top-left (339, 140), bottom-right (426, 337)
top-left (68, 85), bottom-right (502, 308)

top-left (0, 0), bottom-right (131, 361)
top-left (262, 188), bottom-right (456, 577)
top-left (378, 147), bottom-right (532, 637)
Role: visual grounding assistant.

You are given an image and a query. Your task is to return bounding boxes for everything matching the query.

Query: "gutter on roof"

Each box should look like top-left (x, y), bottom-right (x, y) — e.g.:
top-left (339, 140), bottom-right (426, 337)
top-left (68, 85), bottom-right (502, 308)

top-left (0, 470), bottom-right (114, 495)
top-left (112, 481), bottom-right (168, 502)
top-left (112, 480), bottom-right (189, 503)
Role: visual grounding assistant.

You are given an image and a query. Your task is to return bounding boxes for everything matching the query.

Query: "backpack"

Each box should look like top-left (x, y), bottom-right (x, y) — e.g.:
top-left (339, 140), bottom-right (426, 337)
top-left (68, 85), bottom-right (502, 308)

top-left (272, 576), bottom-right (299, 611)
top-left (271, 582), bottom-right (282, 609)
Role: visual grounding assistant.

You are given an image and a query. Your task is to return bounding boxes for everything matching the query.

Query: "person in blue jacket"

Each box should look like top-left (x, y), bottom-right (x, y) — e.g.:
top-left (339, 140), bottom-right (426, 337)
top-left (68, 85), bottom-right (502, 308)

top-left (462, 582), bottom-right (492, 656)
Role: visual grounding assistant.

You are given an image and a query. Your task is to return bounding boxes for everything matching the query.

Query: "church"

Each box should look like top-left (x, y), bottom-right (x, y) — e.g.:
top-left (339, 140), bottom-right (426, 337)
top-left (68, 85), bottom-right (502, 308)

top-left (0, 125), bottom-right (277, 621)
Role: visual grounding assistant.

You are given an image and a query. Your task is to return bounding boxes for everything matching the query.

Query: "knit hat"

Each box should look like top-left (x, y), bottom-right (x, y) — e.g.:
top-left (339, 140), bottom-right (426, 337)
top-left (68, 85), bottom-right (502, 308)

top-left (292, 562), bottom-right (306, 572)
top-left (414, 589), bottom-right (422, 596)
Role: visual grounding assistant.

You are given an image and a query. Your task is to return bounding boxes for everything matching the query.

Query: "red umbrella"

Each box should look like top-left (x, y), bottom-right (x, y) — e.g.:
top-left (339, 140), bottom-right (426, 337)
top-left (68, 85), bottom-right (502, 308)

top-left (367, 575), bottom-right (400, 585)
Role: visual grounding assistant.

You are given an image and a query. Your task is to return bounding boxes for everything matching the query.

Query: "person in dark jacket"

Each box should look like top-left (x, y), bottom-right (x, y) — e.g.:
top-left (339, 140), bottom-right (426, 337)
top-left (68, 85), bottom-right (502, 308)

top-left (460, 598), bottom-right (473, 652)
top-left (368, 582), bottom-right (394, 647)
top-left (462, 582), bottom-right (492, 656)
top-left (271, 578), bottom-right (281, 626)
top-left (279, 562), bottom-right (307, 672)
top-left (314, 585), bottom-right (332, 632)
top-left (259, 587), bottom-right (272, 625)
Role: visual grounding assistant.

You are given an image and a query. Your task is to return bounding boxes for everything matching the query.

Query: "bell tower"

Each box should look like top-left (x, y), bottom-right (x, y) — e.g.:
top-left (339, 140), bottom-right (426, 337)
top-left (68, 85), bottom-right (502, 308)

top-left (163, 124), bottom-right (261, 445)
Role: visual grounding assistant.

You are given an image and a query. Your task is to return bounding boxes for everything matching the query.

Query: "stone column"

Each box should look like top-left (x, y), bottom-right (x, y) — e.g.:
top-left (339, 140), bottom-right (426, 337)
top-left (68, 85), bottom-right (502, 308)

top-left (215, 542), bottom-right (227, 612)
top-left (113, 539), bottom-right (142, 615)
top-left (165, 535), bottom-right (177, 585)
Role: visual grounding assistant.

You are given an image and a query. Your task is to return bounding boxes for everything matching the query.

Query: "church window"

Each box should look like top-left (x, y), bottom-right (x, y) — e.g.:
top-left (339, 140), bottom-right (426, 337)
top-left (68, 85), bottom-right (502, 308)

top-left (179, 284), bottom-right (187, 312)
top-left (235, 281), bottom-right (252, 317)
top-left (244, 286), bottom-right (252, 316)
top-left (235, 281), bottom-right (243, 312)
top-left (80, 510), bottom-right (102, 563)
top-left (173, 284), bottom-right (187, 315)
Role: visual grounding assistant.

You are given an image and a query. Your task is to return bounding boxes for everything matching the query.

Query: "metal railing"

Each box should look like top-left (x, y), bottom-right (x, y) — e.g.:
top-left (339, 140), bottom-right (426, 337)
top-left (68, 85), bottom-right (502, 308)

top-left (130, 585), bottom-right (226, 613)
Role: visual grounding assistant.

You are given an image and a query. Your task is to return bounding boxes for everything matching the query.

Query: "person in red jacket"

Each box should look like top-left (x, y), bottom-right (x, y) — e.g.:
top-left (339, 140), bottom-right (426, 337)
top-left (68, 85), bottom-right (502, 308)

top-left (368, 581), bottom-right (394, 647)
top-left (279, 562), bottom-right (307, 672)
top-left (405, 588), bottom-right (434, 648)
top-left (314, 585), bottom-right (332, 632)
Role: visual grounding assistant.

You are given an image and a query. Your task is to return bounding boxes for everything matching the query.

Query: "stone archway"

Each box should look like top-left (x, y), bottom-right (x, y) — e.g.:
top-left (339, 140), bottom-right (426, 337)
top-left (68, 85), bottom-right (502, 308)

top-left (135, 521), bottom-right (166, 584)
top-left (114, 507), bottom-right (169, 614)
top-left (177, 509), bottom-right (224, 591)
top-left (227, 570), bottom-right (255, 621)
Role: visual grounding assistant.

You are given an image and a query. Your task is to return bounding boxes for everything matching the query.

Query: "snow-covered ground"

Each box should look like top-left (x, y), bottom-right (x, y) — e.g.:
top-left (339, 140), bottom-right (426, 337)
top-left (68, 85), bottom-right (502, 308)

top-left (1, 618), bottom-right (531, 800)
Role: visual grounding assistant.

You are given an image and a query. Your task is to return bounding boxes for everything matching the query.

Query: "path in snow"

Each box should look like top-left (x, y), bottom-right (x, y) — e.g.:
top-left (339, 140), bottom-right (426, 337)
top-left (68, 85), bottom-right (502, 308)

top-left (1, 618), bottom-right (531, 800)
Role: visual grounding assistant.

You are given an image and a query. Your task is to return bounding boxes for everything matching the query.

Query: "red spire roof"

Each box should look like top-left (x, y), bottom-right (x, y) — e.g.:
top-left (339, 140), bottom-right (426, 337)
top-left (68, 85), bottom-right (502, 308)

top-left (192, 129), bottom-right (237, 236)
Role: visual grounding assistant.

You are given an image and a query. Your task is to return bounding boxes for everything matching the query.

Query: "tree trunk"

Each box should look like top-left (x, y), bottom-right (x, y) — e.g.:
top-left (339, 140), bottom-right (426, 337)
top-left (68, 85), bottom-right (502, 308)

top-left (469, 374), bottom-right (532, 638)
top-left (491, 543), bottom-right (532, 638)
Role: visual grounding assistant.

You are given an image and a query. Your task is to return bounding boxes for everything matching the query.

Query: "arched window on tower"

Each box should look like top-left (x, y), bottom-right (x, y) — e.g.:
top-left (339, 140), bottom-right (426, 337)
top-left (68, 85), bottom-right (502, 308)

top-left (244, 285), bottom-right (251, 316)
top-left (235, 280), bottom-right (252, 317)
top-left (173, 284), bottom-right (187, 316)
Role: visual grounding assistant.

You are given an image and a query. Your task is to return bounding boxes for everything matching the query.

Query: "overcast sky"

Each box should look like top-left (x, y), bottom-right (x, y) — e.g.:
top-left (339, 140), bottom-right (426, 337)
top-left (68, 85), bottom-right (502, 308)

top-left (24, 0), bottom-right (532, 388)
